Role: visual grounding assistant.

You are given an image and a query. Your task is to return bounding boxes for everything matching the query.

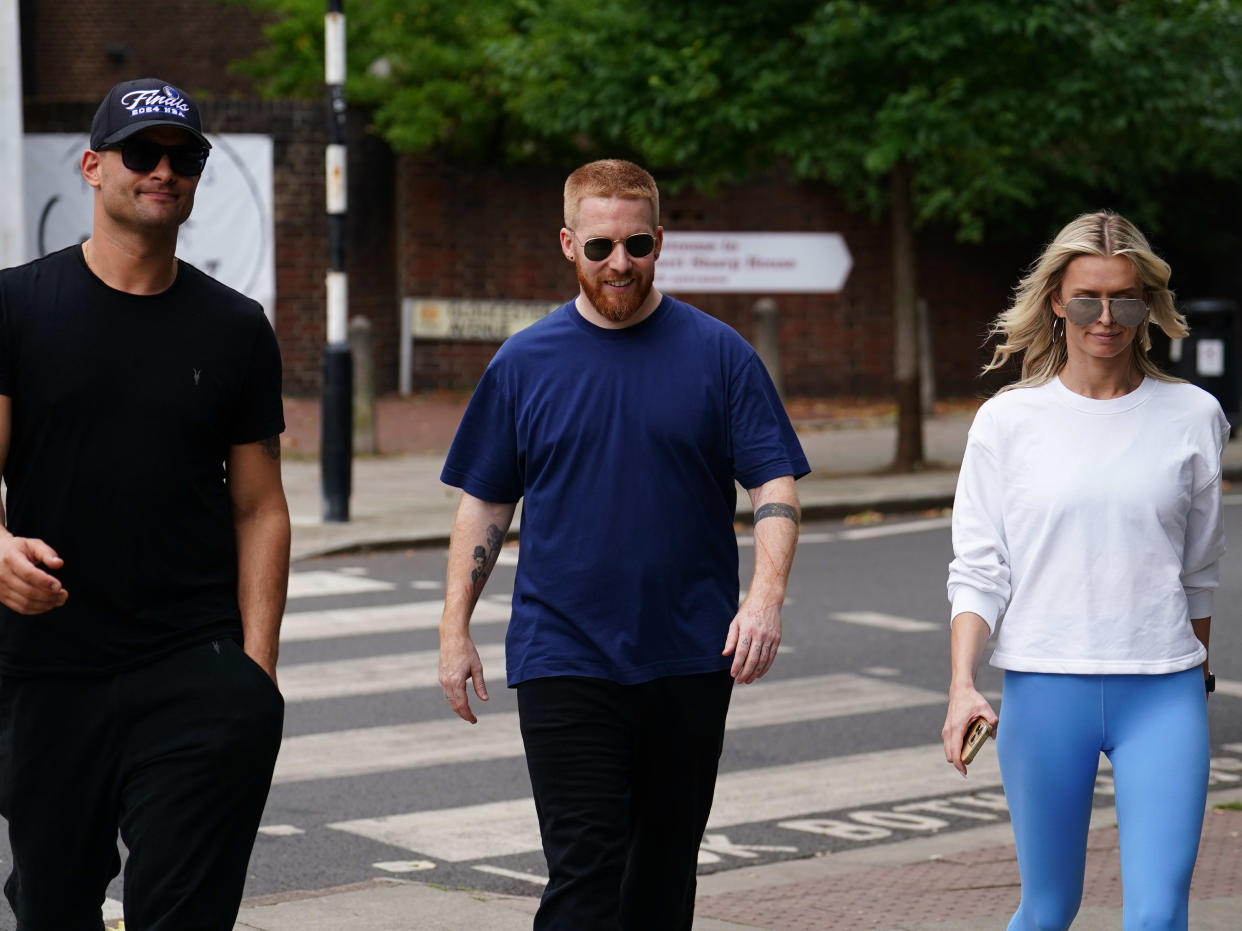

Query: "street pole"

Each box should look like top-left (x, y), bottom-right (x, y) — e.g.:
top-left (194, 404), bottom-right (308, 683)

top-left (321, 0), bottom-right (352, 521)
top-left (0, 0), bottom-right (26, 269)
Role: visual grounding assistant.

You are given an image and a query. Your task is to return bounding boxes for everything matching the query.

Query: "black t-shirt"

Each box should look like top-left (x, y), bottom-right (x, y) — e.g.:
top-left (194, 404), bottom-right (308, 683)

top-left (0, 245), bottom-right (284, 675)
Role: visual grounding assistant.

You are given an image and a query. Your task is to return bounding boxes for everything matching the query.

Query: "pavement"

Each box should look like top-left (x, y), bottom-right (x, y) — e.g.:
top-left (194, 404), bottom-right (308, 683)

top-left (226, 394), bottom-right (1242, 930)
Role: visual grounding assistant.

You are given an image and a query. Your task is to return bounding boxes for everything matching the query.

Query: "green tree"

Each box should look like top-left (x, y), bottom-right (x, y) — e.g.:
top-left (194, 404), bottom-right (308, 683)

top-left (235, 0), bottom-right (1242, 469)
top-left (230, 0), bottom-right (516, 154)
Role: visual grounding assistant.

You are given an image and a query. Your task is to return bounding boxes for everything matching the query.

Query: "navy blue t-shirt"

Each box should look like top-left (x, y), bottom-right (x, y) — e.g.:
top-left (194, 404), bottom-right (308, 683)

top-left (441, 295), bottom-right (809, 686)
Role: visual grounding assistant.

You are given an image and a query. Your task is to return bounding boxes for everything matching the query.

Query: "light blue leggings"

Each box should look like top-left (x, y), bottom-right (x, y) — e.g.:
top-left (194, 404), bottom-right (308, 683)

top-left (997, 668), bottom-right (1209, 931)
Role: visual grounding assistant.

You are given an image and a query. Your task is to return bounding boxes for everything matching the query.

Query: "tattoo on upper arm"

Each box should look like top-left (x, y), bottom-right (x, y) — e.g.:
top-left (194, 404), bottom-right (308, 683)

top-left (471, 524), bottom-right (505, 590)
top-left (754, 502), bottom-right (798, 525)
top-left (259, 436), bottom-right (281, 461)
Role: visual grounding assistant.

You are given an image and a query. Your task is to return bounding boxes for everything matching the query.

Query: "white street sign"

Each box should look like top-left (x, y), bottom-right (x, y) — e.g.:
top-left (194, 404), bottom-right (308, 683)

top-left (655, 232), bottom-right (852, 294)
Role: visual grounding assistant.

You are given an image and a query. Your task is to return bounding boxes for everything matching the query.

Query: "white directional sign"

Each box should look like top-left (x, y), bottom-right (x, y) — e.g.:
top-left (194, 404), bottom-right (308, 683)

top-left (655, 231), bottom-right (852, 294)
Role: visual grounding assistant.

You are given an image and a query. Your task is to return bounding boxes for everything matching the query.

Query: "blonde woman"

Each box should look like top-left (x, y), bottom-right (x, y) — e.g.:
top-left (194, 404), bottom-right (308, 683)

top-left (942, 211), bottom-right (1225, 930)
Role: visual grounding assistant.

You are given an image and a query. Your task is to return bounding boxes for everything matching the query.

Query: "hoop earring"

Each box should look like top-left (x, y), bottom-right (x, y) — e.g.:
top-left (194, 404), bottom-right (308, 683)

top-left (1053, 316), bottom-right (1064, 341)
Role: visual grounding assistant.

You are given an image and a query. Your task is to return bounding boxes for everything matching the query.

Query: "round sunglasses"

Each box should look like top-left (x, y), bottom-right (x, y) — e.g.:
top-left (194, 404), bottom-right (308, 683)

top-left (577, 233), bottom-right (656, 263)
top-left (1061, 296), bottom-right (1148, 328)
top-left (99, 138), bottom-right (210, 178)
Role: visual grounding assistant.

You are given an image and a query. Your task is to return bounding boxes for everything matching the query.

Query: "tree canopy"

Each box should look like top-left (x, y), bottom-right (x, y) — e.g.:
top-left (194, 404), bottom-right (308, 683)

top-left (234, 0), bottom-right (1242, 238)
top-left (233, 0), bottom-right (1242, 466)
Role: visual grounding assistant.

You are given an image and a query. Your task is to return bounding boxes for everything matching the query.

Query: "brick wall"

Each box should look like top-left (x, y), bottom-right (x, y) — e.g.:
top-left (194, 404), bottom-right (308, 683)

top-left (20, 0), bottom-right (268, 101)
top-left (396, 159), bottom-right (1026, 399)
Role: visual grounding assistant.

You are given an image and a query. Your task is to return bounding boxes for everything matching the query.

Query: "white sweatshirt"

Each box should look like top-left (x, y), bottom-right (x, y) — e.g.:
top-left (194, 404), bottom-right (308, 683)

top-left (947, 376), bottom-right (1228, 674)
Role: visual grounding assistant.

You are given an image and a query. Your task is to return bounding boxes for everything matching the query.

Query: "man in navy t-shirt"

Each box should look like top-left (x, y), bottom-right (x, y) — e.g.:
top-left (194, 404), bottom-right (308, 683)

top-left (438, 159), bottom-right (807, 929)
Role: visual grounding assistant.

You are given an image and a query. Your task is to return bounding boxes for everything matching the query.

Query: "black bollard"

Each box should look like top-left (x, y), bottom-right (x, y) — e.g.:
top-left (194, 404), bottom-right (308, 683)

top-left (321, 343), bottom-right (353, 522)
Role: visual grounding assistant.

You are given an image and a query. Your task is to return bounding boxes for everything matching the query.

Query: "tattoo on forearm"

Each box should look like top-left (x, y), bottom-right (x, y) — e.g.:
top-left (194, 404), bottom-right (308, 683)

top-left (259, 435), bottom-right (281, 461)
top-left (754, 502), bottom-right (798, 525)
top-left (470, 524), bottom-right (504, 591)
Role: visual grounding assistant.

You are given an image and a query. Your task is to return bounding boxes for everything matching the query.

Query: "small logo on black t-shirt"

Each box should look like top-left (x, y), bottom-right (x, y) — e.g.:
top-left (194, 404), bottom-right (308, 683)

top-left (193, 368), bottom-right (202, 385)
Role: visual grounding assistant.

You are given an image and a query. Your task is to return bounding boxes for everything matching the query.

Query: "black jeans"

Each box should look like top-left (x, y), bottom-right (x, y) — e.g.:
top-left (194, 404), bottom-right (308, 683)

top-left (0, 638), bottom-right (284, 931)
top-left (517, 670), bottom-right (734, 931)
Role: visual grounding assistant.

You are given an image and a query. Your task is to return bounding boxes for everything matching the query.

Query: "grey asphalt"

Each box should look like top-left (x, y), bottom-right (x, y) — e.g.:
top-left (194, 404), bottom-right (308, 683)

top-left (238, 411), bottom-right (1242, 930)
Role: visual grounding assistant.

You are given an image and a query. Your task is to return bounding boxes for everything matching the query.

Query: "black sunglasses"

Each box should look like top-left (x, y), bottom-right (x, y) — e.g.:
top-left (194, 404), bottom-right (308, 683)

top-left (100, 138), bottom-right (209, 177)
top-left (579, 233), bottom-right (655, 263)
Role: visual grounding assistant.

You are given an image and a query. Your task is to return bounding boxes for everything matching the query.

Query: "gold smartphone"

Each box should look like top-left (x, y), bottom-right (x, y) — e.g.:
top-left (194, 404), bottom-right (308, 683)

top-left (961, 717), bottom-right (993, 765)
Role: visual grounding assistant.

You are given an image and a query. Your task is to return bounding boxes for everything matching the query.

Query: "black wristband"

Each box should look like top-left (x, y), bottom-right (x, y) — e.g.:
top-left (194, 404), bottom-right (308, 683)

top-left (1205, 673), bottom-right (1216, 694)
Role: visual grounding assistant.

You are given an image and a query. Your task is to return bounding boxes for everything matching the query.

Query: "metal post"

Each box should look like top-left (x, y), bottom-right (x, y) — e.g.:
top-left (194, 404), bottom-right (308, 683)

top-left (0, 0), bottom-right (26, 269)
top-left (321, 0), bottom-right (352, 521)
top-left (350, 316), bottom-right (377, 455)
top-left (917, 297), bottom-right (935, 413)
top-left (752, 297), bottom-right (785, 400)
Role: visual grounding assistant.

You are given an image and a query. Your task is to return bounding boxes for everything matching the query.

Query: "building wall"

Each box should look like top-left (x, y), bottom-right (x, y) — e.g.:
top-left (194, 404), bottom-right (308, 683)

top-left (397, 158), bottom-right (1024, 399)
top-left (20, 0), bottom-right (268, 100)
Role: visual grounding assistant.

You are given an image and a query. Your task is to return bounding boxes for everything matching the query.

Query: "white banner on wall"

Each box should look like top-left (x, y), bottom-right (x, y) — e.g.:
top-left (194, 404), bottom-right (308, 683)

top-left (655, 232), bottom-right (852, 294)
top-left (23, 133), bottom-right (276, 322)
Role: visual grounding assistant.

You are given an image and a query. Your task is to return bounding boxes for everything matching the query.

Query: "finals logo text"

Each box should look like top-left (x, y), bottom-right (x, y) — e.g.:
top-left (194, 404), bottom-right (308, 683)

top-left (119, 86), bottom-right (190, 120)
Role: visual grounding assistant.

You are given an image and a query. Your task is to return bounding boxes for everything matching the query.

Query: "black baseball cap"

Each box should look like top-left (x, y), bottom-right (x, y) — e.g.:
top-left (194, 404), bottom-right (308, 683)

top-left (90, 78), bottom-right (212, 151)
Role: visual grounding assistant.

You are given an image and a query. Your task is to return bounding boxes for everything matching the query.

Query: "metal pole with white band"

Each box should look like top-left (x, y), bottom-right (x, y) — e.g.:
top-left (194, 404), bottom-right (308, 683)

top-left (321, 0), bottom-right (352, 521)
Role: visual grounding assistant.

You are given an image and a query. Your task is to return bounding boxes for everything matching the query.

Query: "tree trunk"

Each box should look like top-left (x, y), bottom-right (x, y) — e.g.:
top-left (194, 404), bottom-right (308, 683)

top-left (890, 161), bottom-right (924, 471)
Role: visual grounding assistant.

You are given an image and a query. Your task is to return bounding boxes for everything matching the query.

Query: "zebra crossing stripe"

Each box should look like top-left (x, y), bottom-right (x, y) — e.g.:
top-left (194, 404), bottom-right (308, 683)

top-left (326, 742), bottom-right (1002, 862)
top-left (272, 673), bottom-right (945, 782)
top-left (280, 597), bottom-right (509, 643)
top-left (472, 864), bottom-right (548, 886)
top-left (829, 611), bottom-right (939, 633)
top-left (278, 644), bottom-right (508, 702)
top-left (286, 570), bottom-right (396, 599)
top-left (1213, 678), bottom-right (1242, 699)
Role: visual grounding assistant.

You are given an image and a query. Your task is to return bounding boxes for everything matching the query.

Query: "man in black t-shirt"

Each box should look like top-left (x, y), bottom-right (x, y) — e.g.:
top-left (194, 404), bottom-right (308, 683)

top-left (0, 79), bottom-right (289, 930)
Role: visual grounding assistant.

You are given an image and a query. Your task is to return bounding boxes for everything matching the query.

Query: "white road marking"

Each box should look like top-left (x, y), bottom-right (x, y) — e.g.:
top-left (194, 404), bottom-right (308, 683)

top-left (273, 673), bottom-right (945, 782)
top-left (373, 860), bottom-right (436, 873)
top-left (287, 571), bottom-right (396, 599)
top-left (327, 742), bottom-right (1000, 862)
top-left (280, 597), bottom-right (509, 643)
top-left (274, 712), bottom-right (523, 783)
top-left (473, 864), bottom-right (548, 886)
top-left (829, 611), bottom-right (939, 633)
top-left (332, 798), bottom-right (537, 862)
top-left (278, 644), bottom-right (508, 703)
top-left (697, 833), bottom-right (798, 864)
top-left (837, 516), bottom-right (952, 540)
top-left (1213, 678), bottom-right (1242, 699)
top-left (742, 516), bottom-right (951, 547)
top-left (410, 580), bottom-right (442, 590)
top-left (257, 824), bottom-right (305, 836)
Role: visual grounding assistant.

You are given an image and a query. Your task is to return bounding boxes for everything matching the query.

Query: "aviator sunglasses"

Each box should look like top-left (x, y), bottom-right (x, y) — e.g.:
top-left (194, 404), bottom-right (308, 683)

top-left (99, 138), bottom-right (210, 177)
top-left (1061, 296), bottom-right (1148, 328)
top-left (576, 233), bottom-right (656, 263)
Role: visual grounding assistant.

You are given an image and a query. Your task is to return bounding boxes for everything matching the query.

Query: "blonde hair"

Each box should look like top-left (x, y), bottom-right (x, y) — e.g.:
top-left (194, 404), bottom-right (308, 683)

top-left (563, 159), bottom-right (659, 230)
top-left (985, 210), bottom-right (1187, 389)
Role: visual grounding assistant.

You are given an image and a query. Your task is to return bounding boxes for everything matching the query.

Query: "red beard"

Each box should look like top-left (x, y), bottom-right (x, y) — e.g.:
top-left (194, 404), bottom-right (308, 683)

top-left (576, 263), bottom-right (652, 323)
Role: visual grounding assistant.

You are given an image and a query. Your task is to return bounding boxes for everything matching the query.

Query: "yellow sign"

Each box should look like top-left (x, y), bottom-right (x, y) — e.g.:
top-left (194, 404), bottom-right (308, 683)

top-left (405, 298), bottom-right (558, 342)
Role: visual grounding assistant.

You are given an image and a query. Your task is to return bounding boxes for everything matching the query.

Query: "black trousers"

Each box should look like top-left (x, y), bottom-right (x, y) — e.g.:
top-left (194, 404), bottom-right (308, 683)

top-left (0, 638), bottom-right (284, 931)
top-left (517, 670), bottom-right (734, 931)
